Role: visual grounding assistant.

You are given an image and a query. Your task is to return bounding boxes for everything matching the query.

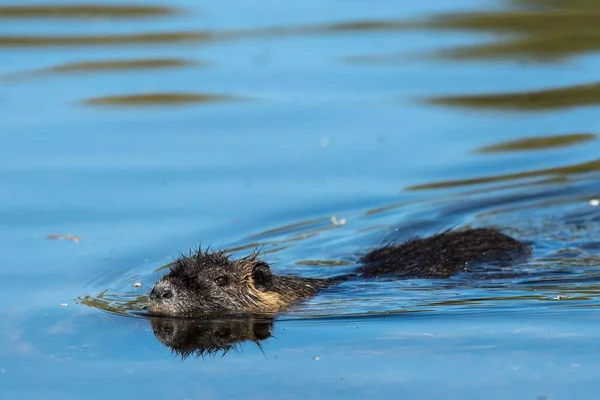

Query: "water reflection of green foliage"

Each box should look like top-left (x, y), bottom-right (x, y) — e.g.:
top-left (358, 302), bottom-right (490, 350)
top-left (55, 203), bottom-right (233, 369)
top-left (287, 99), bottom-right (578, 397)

top-left (83, 93), bottom-right (241, 107)
top-left (474, 133), bottom-right (596, 153)
top-left (408, 159), bottom-right (600, 191)
top-left (0, 4), bottom-right (179, 19)
top-left (5, 0), bottom-right (600, 64)
top-left (416, 1), bottom-right (600, 110)
top-left (415, 0), bottom-right (600, 61)
top-left (426, 81), bottom-right (600, 111)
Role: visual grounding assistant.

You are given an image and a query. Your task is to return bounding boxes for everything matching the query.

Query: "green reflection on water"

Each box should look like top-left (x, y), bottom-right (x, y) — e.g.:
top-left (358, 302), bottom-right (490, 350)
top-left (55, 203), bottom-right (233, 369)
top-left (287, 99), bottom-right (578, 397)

top-left (0, 4), bottom-right (179, 19)
top-left (0, 58), bottom-right (203, 82)
top-left (0, 31), bottom-right (215, 47)
top-left (425, 81), bottom-right (600, 111)
top-left (46, 58), bottom-right (201, 73)
top-left (82, 92), bottom-right (243, 107)
top-left (423, 0), bottom-right (600, 61)
top-left (408, 159), bottom-right (600, 191)
top-left (475, 133), bottom-right (596, 153)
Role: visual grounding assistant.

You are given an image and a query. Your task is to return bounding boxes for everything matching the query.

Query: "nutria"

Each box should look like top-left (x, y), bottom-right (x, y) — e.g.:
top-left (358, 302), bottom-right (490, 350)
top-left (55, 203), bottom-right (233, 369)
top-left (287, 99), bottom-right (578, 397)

top-left (148, 228), bottom-right (530, 317)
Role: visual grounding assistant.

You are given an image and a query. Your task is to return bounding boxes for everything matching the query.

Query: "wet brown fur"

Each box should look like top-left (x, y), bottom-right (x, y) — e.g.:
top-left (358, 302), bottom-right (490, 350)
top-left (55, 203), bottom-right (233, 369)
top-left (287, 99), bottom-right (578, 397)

top-left (148, 228), bottom-right (530, 317)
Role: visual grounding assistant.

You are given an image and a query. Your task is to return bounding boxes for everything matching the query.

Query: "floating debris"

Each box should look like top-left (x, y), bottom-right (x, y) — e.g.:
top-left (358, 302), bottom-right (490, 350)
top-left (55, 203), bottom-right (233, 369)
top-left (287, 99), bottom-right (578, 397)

top-left (553, 295), bottom-right (572, 300)
top-left (590, 199), bottom-right (600, 206)
top-left (60, 303), bottom-right (68, 307)
top-left (46, 234), bottom-right (81, 243)
top-left (330, 216), bottom-right (346, 226)
top-left (133, 282), bottom-right (143, 288)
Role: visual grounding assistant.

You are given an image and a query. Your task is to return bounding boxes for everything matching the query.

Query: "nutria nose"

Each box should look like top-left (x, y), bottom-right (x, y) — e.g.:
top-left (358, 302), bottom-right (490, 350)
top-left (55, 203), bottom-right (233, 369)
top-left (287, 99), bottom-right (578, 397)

top-left (150, 286), bottom-right (173, 301)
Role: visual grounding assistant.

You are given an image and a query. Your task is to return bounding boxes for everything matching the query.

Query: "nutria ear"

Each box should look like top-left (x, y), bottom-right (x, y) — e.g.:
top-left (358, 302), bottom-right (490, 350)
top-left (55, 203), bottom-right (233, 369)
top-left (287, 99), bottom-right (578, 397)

top-left (251, 261), bottom-right (273, 291)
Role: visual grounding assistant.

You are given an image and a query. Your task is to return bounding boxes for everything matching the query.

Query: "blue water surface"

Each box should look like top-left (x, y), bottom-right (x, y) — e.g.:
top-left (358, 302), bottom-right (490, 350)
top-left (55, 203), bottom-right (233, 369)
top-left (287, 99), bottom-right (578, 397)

top-left (2, 0), bottom-right (600, 398)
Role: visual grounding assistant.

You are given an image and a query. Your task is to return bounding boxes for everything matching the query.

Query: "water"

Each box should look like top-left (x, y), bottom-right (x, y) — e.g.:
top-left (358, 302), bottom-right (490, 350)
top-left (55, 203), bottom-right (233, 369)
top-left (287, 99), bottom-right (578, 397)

top-left (2, 0), bottom-right (600, 398)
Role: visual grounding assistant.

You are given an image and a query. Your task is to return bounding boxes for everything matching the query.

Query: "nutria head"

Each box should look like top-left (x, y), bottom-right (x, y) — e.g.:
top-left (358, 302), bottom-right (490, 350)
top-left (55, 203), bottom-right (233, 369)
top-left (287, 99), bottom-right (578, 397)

top-left (147, 249), bottom-right (286, 317)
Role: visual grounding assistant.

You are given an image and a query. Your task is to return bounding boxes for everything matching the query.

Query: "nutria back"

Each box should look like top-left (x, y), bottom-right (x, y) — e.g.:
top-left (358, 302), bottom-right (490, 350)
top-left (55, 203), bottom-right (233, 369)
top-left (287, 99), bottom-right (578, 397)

top-left (357, 228), bottom-right (530, 279)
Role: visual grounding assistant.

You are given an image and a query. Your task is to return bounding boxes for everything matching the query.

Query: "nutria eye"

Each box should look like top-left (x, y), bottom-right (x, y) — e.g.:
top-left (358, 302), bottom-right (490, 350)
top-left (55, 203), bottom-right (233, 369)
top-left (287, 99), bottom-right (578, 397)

top-left (214, 276), bottom-right (230, 287)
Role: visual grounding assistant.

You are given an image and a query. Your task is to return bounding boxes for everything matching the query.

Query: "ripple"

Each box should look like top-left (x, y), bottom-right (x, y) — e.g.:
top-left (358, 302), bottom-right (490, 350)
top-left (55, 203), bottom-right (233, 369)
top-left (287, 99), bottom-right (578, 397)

top-left (424, 2), bottom-right (600, 61)
top-left (439, 31), bottom-right (600, 61)
top-left (0, 31), bottom-right (216, 48)
top-left (78, 175), bottom-right (600, 318)
top-left (0, 4), bottom-right (180, 19)
top-left (407, 158), bottom-right (600, 191)
top-left (82, 92), bottom-right (244, 107)
top-left (424, 9), bottom-right (600, 35)
top-left (0, 19), bottom-right (410, 49)
top-left (1, 58), bottom-right (202, 82)
top-left (518, 0), bottom-right (599, 10)
top-left (344, 1), bottom-right (600, 63)
top-left (475, 133), bottom-right (597, 153)
top-left (425, 81), bottom-right (600, 111)
top-left (78, 292), bottom-right (146, 317)
top-left (47, 57), bottom-right (200, 72)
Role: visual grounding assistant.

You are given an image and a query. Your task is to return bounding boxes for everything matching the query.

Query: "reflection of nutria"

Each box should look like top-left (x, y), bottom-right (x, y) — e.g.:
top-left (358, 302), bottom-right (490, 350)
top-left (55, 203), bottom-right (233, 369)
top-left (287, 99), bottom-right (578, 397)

top-left (148, 228), bottom-right (530, 317)
top-left (150, 317), bottom-right (274, 358)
